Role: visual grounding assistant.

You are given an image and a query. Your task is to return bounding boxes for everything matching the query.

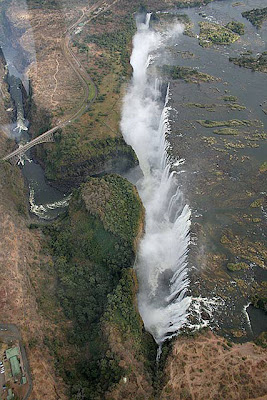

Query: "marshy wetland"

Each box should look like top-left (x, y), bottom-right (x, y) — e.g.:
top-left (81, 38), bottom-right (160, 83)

top-left (155, 0), bottom-right (267, 341)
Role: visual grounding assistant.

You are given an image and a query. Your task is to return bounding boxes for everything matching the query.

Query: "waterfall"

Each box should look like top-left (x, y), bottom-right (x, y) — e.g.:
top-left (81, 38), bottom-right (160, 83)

top-left (145, 12), bottom-right (152, 27)
top-left (121, 15), bottom-right (191, 346)
top-left (15, 108), bottom-right (28, 134)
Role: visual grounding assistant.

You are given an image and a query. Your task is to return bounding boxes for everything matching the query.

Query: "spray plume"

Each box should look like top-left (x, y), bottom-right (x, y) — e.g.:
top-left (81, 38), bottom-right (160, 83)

top-left (121, 14), bottom-right (191, 347)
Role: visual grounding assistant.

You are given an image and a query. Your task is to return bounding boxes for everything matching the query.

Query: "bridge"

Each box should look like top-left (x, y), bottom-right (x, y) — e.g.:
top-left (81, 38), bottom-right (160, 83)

top-left (2, 128), bottom-right (56, 164)
top-left (1, 1), bottom-right (108, 165)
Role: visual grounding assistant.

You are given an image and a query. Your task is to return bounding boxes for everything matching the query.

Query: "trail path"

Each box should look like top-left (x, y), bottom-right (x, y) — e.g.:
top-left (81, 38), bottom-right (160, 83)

top-left (2, 0), bottom-right (118, 162)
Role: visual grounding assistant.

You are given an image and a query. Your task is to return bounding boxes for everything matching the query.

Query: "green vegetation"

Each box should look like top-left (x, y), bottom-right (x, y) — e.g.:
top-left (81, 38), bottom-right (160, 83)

top-left (232, 2), bottom-right (243, 7)
top-left (225, 21), bottom-right (245, 35)
top-left (251, 282), bottom-right (267, 315)
top-left (226, 103), bottom-right (246, 110)
top-left (81, 175), bottom-right (143, 243)
top-left (213, 128), bottom-right (240, 135)
top-left (197, 119), bottom-right (254, 128)
top-left (259, 161), bottom-right (267, 173)
top-left (250, 198), bottom-right (265, 208)
top-left (103, 268), bottom-right (156, 363)
top-left (104, 269), bottom-right (142, 340)
top-left (198, 21), bottom-right (240, 47)
top-left (242, 7), bottom-right (267, 29)
top-left (227, 262), bottom-right (249, 271)
top-left (86, 15), bottom-right (135, 76)
top-left (161, 65), bottom-right (216, 83)
top-left (185, 102), bottom-right (217, 111)
top-left (222, 95), bottom-right (238, 102)
top-left (43, 133), bottom-right (137, 184)
top-left (220, 230), bottom-right (266, 269)
top-left (21, 0), bottom-right (62, 9)
top-left (255, 332), bottom-right (267, 348)
top-left (42, 175), bottom-right (155, 399)
top-left (229, 52), bottom-right (267, 72)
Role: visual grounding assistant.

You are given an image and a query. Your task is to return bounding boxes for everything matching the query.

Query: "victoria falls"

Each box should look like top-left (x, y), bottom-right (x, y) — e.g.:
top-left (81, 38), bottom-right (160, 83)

top-left (0, 0), bottom-right (266, 399)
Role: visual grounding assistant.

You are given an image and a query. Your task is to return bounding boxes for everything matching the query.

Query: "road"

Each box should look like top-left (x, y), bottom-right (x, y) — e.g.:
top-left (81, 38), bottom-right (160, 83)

top-left (0, 323), bottom-right (32, 400)
top-left (2, 2), bottom-right (106, 162)
top-left (0, 5), bottom-right (114, 398)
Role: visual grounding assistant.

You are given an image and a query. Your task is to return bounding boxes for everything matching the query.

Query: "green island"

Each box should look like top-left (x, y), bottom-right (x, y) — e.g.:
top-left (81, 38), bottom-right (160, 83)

top-left (198, 21), bottom-right (240, 47)
top-left (242, 7), bottom-right (267, 28)
top-left (213, 128), bottom-right (241, 135)
top-left (161, 13), bottom-right (195, 36)
top-left (222, 95), bottom-right (238, 102)
top-left (259, 161), bottom-right (267, 172)
top-left (250, 198), bottom-right (265, 208)
top-left (197, 119), bottom-right (265, 137)
top-left (196, 119), bottom-right (261, 128)
top-left (227, 262), bottom-right (249, 271)
top-left (229, 52), bottom-right (267, 73)
top-left (160, 65), bottom-right (216, 83)
top-left (225, 21), bottom-right (245, 35)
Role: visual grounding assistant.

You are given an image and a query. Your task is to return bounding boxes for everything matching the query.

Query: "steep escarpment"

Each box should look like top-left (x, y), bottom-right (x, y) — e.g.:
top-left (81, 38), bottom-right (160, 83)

top-left (42, 135), bottom-right (137, 189)
top-left (43, 174), bottom-right (156, 399)
top-left (0, 134), bottom-right (70, 400)
top-left (0, 48), bottom-right (13, 138)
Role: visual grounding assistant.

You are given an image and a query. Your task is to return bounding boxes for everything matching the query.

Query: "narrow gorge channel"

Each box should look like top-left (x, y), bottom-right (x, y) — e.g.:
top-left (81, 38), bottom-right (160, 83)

top-left (0, 0), bottom-right (70, 220)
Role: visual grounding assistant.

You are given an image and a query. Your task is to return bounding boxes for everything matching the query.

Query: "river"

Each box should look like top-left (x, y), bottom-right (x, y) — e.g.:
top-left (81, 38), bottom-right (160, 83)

top-left (122, 0), bottom-right (266, 345)
top-left (1, 0), bottom-right (266, 340)
top-left (0, 0), bottom-right (69, 220)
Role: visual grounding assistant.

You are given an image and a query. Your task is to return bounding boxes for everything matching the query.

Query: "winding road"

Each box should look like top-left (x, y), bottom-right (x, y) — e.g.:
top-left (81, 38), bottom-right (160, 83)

top-left (2, 1), bottom-right (109, 163)
top-left (1, 2), bottom-right (119, 398)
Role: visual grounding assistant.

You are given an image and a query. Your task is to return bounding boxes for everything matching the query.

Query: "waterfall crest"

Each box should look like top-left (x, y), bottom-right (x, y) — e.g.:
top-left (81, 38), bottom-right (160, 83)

top-left (121, 15), bottom-right (191, 345)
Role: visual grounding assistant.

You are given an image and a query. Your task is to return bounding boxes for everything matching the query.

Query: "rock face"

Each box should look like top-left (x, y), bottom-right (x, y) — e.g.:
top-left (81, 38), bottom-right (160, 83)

top-left (43, 137), bottom-right (138, 190)
top-left (0, 48), bottom-right (14, 135)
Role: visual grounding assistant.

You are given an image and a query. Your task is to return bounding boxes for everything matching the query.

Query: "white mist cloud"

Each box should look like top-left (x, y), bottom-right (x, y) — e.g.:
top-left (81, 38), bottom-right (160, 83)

top-left (121, 16), bottom-right (191, 347)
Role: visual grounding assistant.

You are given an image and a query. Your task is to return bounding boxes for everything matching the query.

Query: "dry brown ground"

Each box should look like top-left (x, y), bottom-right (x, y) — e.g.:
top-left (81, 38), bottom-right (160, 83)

top-left (7, 0), bottom-right (84, 125)
top-left (0, 124), bottom-right (69, 399)
top-left (161, 330), bottom-right (267, 400)
top-left (0, 185), bottom-right (69, 400)
top-left (1, 2), bottom-right (266, 400)
top-left (105, 325), bottom-right (154, 400)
